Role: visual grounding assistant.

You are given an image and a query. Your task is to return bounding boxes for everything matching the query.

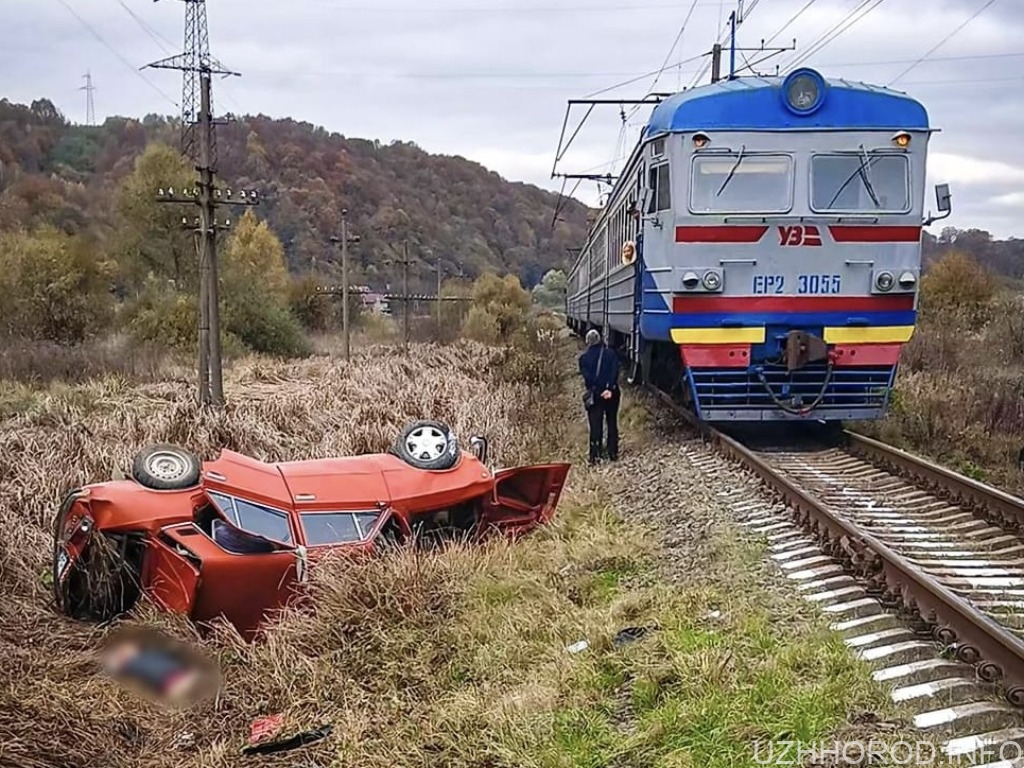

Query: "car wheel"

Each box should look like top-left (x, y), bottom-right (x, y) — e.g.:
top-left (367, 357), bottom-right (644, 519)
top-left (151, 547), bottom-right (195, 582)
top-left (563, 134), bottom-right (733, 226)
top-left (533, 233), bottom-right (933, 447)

top-left (393, 420), bottom-right (459, 471)
top-left (131, 443), bottom-right (202, 490)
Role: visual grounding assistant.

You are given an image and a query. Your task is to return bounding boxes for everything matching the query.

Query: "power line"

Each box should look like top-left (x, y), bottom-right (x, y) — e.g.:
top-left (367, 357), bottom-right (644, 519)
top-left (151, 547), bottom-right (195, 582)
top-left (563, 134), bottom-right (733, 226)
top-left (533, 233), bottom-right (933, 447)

top-left (783, 0), bottom-right (888, 72)
top-left (278, 0), bottom-right (741, 11)
top-left (115, 0), bottom-right (177, 53)
top-left (116, 0), bottom-right (246, 115)
top-left (51, 0), bottom-right (179, 108)
top-left (646, 0), bottom-right (702, 96)
top-left (763, 0), bottom-right (820, 47)
top-left (888, 0), bottom-right (999, 86)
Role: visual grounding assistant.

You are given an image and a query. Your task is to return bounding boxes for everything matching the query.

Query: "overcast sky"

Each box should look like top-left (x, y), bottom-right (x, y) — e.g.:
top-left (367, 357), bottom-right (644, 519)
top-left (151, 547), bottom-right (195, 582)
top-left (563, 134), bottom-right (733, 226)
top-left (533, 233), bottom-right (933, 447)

top-left (4, 0), bottom-right (1022, 238)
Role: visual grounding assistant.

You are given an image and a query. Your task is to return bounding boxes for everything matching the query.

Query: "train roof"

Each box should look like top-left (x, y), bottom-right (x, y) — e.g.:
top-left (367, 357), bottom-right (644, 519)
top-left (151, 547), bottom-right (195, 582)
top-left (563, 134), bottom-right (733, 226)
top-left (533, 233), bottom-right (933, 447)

top-left (643, 68), bottom-right (929, 137)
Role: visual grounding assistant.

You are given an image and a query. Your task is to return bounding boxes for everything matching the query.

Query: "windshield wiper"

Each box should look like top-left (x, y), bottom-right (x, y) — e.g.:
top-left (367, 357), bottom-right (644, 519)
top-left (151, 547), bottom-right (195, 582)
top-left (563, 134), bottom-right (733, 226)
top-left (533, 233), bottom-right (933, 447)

top-left (716, 144), bottom-right (746, 197)
top-left (826, 144), bottom-right (881, 209)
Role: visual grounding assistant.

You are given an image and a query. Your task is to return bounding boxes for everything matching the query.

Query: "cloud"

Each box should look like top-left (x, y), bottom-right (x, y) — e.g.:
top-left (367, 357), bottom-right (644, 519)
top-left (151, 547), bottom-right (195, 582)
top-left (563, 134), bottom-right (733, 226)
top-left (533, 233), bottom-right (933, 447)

top-left (7, 0), bottom-right (1024, 239)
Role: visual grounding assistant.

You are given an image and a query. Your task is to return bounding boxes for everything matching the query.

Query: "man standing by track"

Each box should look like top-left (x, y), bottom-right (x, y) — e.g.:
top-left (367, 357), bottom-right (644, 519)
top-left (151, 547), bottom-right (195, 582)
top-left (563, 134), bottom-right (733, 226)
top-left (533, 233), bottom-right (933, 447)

top-left (579, 329), bottom-right (621, 465)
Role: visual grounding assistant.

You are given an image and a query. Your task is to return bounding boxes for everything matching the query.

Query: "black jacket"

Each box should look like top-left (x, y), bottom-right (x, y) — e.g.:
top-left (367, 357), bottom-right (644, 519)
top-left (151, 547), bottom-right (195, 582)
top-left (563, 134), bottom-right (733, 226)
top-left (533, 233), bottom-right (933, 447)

top-left (579, 344), bottom-right (620, 392)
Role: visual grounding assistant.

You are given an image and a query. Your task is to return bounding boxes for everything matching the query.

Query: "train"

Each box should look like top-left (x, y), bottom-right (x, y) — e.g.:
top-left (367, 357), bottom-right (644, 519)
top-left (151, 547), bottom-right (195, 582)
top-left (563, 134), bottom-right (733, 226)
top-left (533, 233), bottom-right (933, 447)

top-left (564, 67), bottom-right (952, 423)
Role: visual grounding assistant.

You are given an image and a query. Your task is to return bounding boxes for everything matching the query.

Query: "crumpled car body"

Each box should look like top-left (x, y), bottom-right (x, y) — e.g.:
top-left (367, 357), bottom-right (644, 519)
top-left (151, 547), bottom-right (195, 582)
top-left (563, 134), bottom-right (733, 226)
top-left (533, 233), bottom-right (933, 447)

top-left (52, 421), bottom-right (571, 640)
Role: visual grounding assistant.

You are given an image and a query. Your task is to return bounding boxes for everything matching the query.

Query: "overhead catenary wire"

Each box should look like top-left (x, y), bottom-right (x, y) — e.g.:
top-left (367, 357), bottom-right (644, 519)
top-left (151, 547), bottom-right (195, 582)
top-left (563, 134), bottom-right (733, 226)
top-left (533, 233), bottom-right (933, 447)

top-left (783, 0), bottom-right (889, 73)
top-left (888, 0), bottom-right (998, 85)
top-left (762, 0), bottom-right (821, 47)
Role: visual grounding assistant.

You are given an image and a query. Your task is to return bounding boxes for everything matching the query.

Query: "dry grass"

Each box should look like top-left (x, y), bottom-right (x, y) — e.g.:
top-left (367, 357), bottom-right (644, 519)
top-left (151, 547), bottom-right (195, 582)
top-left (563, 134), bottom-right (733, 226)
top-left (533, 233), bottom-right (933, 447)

top-left (858, 292), bottom-right (1024, 493)
top-left (1, 333), bottom-right (908, 768)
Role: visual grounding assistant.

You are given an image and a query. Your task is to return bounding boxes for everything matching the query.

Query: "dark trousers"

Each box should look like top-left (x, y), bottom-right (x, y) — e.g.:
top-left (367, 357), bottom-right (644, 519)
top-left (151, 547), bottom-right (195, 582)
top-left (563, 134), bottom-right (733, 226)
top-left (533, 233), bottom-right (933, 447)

top-left (586, 389), bottom-right (620, 462)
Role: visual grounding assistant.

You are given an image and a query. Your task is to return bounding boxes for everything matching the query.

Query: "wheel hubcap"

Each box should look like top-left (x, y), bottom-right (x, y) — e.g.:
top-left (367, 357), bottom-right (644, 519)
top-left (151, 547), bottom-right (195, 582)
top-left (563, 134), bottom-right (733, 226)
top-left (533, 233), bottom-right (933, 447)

top-left (405, 427), bottom-right (448, 461)
top-left (146, 451), bottom-right (189, 480)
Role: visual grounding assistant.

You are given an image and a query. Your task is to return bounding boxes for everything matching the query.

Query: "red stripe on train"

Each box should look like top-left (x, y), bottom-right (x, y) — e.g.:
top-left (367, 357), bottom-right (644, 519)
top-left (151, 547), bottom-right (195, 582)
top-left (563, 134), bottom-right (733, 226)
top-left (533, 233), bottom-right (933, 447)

top-left (680, 345), bottom-right (750, 368)
top-left (828, 226), bottom-right (922, 243)
top-left (832, 344), bottom-right (902, 367)
top-left (672, 295), bottom-right (916, 313)
top-left (679, 344), bottom-right (902, 369)
top-left (675, 225), bottom-right (768, 243)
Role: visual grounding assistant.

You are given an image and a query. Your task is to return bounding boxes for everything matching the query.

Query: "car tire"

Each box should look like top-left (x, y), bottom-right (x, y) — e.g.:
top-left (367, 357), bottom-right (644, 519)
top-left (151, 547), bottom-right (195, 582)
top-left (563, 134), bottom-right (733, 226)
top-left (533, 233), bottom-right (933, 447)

top-left (131, 443), bottom-right (202, 490)
top-left (393, 420), bottom-right (460, 471)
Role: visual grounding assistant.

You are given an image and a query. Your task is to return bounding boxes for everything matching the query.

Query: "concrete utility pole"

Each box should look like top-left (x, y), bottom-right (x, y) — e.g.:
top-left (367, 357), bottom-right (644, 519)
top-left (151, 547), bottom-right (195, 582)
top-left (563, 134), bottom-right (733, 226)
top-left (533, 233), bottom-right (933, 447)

top-left (434, 257), bottom-right (443, 339)
top-left (711, 43), bottom-right (722, 83)
top-left (329, 209), bottom-right (361, 361)
top-left (403, 241), bottom-right (411, 352)
top-left (147, 0), bottom-right (256, 408)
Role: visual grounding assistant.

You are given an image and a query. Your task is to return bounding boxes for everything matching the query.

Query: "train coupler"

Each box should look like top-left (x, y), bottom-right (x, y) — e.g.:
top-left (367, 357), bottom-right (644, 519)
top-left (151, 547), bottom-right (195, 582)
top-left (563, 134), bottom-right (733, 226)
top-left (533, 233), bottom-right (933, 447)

top-left (784, 330), bottom-right (829, 372)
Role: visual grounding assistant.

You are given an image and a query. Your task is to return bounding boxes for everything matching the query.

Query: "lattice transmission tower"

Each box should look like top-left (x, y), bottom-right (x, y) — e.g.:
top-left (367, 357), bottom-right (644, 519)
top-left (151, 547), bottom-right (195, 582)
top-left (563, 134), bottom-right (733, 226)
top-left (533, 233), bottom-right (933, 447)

top-left (80, 71), bottom-right (96, 126)
top-left (143, 0), bottom-right (258, 408)
top-left (145, 0), bottom-right (236, 165)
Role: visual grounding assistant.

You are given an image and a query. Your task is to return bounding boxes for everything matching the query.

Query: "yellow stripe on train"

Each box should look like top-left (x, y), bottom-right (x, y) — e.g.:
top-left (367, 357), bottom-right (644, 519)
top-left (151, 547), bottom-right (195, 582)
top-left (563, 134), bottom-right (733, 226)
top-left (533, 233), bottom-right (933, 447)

top-left (670, 327), bottom-right (766, 344)
top-left (823, 325), bottom-right (916, 344)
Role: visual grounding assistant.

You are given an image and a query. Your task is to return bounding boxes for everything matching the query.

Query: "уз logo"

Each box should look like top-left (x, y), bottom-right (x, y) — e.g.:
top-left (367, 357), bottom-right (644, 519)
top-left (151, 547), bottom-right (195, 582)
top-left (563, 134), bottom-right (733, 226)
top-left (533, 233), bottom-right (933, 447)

top-left (778, 225), bottom-right (823, 247)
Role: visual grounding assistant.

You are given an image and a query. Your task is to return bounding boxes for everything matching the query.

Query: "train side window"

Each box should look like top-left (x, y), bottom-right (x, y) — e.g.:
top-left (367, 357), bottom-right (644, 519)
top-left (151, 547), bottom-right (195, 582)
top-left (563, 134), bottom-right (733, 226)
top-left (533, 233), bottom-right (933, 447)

top-left (647, 164), bottom-right (671, 213)
top-left (810, 153), bottom-right (910, 213)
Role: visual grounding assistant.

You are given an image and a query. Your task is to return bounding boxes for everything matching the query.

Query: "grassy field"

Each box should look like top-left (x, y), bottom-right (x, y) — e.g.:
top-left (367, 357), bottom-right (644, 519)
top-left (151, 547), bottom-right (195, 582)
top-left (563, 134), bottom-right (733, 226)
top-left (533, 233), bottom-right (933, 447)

top-left (0, 334), bottom-right (926, 768)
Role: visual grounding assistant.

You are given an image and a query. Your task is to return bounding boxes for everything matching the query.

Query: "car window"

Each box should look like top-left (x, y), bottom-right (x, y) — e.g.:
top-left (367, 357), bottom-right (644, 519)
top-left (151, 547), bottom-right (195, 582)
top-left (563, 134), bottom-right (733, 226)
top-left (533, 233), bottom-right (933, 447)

top-left (301, 511), bottom-right (381, 546)
top-left (207, 491), bottom-right (292, 544)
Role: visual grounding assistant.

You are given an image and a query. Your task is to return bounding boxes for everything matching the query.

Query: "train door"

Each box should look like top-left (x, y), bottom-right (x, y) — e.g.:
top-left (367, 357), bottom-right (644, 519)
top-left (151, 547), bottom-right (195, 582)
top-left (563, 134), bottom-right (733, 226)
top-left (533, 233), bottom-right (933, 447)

top-left (629, 164), bottom-right (645, 376)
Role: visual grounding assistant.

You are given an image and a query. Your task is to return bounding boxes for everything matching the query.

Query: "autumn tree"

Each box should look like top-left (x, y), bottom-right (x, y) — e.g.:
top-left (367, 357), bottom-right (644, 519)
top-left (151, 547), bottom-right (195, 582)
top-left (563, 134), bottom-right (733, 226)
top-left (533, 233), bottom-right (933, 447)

top-left (0, 227), bottom-right (114, 343)
top-left (222, 209), bottom-right (290, 299)
top-left (531, 269), bottom-right (567, 311)
top-left (219, 210), bottom-right (311, 357)
top-left (461, 272), bottom-right (533, 344)
top-left (920, 250), bottom-right (997, 328)
top-left (113, 141), bottom-right (195, 291)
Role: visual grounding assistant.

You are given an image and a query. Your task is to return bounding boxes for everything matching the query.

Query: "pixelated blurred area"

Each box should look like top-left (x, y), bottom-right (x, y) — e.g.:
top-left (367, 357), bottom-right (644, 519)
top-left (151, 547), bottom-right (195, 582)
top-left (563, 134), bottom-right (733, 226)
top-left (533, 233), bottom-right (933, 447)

top-left (99, 627), bottom-right (219, 706)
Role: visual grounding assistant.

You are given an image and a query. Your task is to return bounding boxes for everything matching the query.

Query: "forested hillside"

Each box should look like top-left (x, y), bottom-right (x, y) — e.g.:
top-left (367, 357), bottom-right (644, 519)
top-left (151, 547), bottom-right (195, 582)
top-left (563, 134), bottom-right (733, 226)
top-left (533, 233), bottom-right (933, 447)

top-left (0, 97), bottom-right (590, 291)
top-left (923, 227), bottom-right (1024, 282)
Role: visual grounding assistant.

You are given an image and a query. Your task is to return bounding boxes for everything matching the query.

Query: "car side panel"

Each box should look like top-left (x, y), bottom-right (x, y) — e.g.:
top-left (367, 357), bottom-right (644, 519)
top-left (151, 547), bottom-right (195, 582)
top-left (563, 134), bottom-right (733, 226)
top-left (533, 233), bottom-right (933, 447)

top-left (154, 523), bottom-right (301, 640)
top-left (144, 534), bottom-right (201, 614)
top-left (83, 481), bottom-right (202, 535)
top-left (203, 450), bottom-right (296, 511)
top-left (380, 453), bottom-right (496, 512)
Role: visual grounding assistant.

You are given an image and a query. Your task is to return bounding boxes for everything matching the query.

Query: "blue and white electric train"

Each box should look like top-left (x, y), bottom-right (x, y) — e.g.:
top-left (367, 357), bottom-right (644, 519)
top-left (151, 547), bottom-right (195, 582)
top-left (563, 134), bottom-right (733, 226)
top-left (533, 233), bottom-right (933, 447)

top-left (564, 67), bottom-right (952, 423)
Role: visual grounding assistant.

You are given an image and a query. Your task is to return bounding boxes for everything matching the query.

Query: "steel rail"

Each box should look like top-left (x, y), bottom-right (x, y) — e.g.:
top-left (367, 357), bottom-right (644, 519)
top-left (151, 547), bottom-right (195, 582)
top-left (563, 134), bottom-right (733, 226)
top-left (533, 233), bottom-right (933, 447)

top-left (648, 385), bottom-right (1024, 706)
top-left (844, 430), bottom-right (1024, 533)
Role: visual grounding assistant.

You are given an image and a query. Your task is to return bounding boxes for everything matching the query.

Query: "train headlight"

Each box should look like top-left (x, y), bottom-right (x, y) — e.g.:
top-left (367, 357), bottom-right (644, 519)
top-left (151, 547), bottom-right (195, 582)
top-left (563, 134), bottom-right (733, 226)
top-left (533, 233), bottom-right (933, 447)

top-left (781, 68), bottom-right (826, 115)
top-left (702, 271), bottom-right (722, 291)
top-left (875, 271), bottom-right (895, 292)
top-left (682, 271), bottom-right (700, 289)
top-left (898, 271), bottom-right (917, 289)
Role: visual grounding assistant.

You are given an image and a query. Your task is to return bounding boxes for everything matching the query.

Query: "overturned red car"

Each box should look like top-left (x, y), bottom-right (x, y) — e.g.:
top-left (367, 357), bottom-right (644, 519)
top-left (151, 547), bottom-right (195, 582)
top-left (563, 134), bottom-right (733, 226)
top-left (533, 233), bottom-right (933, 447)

top-left (52, 420), bottom-right (570, 640)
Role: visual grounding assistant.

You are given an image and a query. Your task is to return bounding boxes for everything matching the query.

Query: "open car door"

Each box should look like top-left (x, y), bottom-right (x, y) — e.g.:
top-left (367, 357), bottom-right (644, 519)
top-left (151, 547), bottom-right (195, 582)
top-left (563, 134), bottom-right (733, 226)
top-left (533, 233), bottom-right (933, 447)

top-left (481, 463), bottom-right (571, 536)
top-left (145, 522), bottom-right (302, 640)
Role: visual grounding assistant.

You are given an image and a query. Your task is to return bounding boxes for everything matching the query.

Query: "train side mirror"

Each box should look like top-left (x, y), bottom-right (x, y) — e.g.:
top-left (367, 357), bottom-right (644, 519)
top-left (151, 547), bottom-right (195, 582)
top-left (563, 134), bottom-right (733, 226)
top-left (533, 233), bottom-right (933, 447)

top-left (924, 182), bottom-right (952, 226)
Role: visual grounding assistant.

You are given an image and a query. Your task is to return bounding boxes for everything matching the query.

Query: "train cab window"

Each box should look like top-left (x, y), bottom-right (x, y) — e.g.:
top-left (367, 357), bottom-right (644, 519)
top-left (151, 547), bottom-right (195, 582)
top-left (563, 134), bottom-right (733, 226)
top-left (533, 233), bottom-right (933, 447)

top-left (689, 154), bottom-right (793, 213)
top-left (647, 164), bottom-right (671, 213)
top-left (811, 153), bottom-right (910, 212)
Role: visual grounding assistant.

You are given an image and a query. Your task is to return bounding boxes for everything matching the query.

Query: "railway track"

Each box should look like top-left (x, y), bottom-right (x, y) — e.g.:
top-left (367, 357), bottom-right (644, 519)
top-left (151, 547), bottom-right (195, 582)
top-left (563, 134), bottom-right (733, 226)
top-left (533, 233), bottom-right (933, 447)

top-left (648, 385), bottom-right (1024, 763)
